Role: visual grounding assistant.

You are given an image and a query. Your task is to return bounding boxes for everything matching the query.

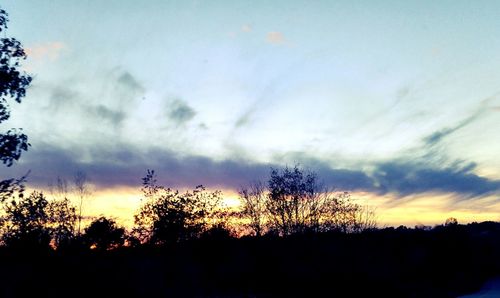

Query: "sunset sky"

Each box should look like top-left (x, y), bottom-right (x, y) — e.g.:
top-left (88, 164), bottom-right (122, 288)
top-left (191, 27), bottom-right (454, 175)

top-left (1, 0), bottom-right (500, 227)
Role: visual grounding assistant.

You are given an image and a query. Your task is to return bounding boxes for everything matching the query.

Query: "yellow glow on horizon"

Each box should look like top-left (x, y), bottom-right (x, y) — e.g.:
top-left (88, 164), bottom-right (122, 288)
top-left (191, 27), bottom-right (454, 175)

top-left (24, 186), bottom-right (500, 230)
top-left (352, 191), bottom-right (500, 227)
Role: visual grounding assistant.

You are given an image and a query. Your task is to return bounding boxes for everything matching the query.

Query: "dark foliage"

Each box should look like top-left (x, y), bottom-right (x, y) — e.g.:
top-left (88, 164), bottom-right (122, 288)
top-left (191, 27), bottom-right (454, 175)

top-left (0, 222), bottom-right (498, 297)
top-left (84, 216), bottom-right (125, 251)
top-left (0, 171), bottom-right (27, 203)
top-left (0, 6), bottom-right (33, 224)
top-left (133, 170), bottom-right (225, 246)
top-left (0, 7), bottom-right (32, 167)
top-left (0, 191), bottom-right (52, 249)
top-left (0, 190), bottom-right (78, 250)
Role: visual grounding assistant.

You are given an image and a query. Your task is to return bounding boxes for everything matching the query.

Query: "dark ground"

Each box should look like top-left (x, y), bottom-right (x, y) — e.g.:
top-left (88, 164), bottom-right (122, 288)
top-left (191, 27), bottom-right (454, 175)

top-left (1, 222), bottom-right (499, 297)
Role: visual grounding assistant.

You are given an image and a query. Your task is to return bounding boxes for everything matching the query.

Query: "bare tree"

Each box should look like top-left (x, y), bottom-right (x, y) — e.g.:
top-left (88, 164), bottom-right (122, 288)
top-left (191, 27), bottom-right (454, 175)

top-left (238, 181), bottom-right (267, 236)
top-left (355, 205), bottom-right (378, 232)
top-left (238, 165), bottom-right (378, 236)
top-left (322, 192), bottom-right (377, 233)
top-left (74, 171), bottom-right (92, 235)
top-left (265, 166), bottom-right (320, 235)
top-left (49, 176), bottom-right (69, 201)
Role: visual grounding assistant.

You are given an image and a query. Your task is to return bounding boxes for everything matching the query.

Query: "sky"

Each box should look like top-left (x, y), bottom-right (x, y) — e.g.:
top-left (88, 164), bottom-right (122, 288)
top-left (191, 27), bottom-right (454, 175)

top-left (1, 0), bottom-right (500, 227)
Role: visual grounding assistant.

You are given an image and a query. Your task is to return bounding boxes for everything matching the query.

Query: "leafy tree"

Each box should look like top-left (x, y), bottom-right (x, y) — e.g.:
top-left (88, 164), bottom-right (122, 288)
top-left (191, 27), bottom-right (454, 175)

top-left (0, 7), bottom-right (32, 167)
top-left (84, 216), bottom-right (125, 251)
top-left (0, 7), bottom-right (32, 211)
top-left (48, 197), bottom-right (77, 248)
top-left (0, 171), bottom-right (27, 203)
top-left (0, 190), bottom-right (78, 249)
top-left (445, 217), bottom-right (458, 226)
top-left (133, 170), bottom-right (224, 245)
top-left (0, 191), bottom-right (51, 248)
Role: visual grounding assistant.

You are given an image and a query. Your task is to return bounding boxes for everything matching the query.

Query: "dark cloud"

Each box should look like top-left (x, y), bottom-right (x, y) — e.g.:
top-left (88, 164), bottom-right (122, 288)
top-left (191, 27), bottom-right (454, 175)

top-left (45, 86), bottom-right (78, 111)
top-left (1, 144), bottom-right (269, 191)
top-left (2, 145), bottom-right (499, 201)
top-left (372, 161), bottom-right (500, 198)
top-left (87, 105), bottom-right (125, 127)
top-left (167, 99), bottom-right (196, 125)
top-left (117, 71), bottom-right (144, 94)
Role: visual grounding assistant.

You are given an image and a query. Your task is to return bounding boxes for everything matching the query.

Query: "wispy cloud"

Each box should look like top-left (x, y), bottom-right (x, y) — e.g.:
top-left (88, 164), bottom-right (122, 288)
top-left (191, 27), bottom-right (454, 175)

top-left (423, 112), bottom-right (483, 146)
top-left (166, 98), bottom-right (196, 126)
top-left (423, 92), bottom-right (500, 146)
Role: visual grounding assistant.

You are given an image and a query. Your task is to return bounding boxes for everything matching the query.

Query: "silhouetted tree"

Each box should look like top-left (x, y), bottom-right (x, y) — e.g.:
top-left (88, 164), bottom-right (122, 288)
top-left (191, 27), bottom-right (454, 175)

top-left (84, 216), bottom-right (125, 251)
top-left (0, 7), bottom-right (32, 207)
top-left (353, 204), bottom-right (378, 232)
top-left (0, 171), bottom-right (27, 203)
top-left (0, 191), bottom-right (51, 248)
top-left (49, 176), bottom-right (70, 201)
top-left (133, 170), bottom-right (224, 245)
top-left (0, 7), bottom-right (32, 167)
top-left (238, 181), bottom-right (266, 236)
top-left (265, 165), bottom-right (325, 235)
top-left (239, 165), bottom-right (377, 236)
top-left (48, 197), bottom-right (77, 248)
top-left (74, 171), bottom-right (93, 235)
top-left (445, 217), bottom-right (458, 226)
top-left (321, 191), bottom-right (378, 233)
top-left (0, 190), bottom-right (78, 249)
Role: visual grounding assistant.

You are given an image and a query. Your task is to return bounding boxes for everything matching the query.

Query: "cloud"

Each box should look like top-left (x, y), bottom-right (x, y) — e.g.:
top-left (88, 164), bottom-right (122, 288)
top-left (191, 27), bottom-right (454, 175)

top-left (167, 98), bottom-right (196, 125)
top-left (372, 161), bottom-right (500, 198)
top-left (117, 72), bottom-right (144, 94)
top-left (2, 144), bottom-right (270, 191)
top-left (38, 69), bottom-right (144, 130)
top-left (87, 105), bottom-right (125, 127)
top-left (2, 145), bottom-right (499, 201)
top-left (423, 112), bottom-right (482, 146)
top-left (422, 93), bottom-right (500, 146)
top-left (266, 31), bottom-right (286, 45)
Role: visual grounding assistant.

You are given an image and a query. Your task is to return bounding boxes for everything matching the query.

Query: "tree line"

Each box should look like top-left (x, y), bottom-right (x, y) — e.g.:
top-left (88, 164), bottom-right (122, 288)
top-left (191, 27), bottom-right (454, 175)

top-left (0, 165), bottom-right (377, 251)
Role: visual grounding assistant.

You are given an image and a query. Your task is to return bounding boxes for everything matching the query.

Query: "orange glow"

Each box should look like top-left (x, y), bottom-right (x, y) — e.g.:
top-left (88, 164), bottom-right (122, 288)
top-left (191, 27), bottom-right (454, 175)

top-left (26, 186), bottom-right (500, 230)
